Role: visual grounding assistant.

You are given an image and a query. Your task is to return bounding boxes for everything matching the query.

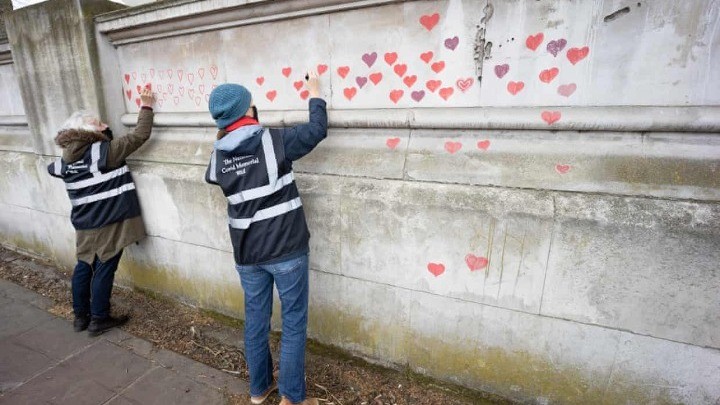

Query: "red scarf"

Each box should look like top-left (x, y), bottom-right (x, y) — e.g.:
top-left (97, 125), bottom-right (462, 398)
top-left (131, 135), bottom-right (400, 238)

top-left (225, 116), bottom-right (259, 132)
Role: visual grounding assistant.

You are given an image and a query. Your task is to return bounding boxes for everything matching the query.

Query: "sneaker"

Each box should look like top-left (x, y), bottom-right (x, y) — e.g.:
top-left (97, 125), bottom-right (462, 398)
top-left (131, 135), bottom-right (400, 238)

top-left (73, 315), bottom-right (90, 332)
top-left (278, 397), bottom-right (319, 405)
top-left (250, 381), bottom-right (278, 404)
top-left (87, 314), bottom-right (129, 337)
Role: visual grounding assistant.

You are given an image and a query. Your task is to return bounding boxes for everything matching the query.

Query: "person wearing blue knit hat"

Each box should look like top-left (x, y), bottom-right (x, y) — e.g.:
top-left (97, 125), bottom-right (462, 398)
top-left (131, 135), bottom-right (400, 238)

top-left (206, 72), bottom-right (326, 405)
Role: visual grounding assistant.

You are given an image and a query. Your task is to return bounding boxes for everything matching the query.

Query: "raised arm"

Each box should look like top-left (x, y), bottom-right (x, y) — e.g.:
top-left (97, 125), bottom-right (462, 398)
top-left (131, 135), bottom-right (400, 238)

top-left (282, 71), bottom-right (328, 161)
top-left (107, 87), bottom-right (156, 168)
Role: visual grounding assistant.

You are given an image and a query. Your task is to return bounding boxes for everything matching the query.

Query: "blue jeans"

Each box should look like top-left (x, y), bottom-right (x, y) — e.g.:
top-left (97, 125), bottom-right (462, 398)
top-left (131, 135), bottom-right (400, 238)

top-left (236, 254), bottom-right (309, 403)
top-left (72, 250), bottom-right (123, 319)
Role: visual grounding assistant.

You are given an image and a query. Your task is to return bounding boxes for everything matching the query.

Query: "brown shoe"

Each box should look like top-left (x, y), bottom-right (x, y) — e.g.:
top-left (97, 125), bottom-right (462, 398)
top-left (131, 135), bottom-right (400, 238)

top-left (278, 397), bottom-right (319, 405)
top-left (250, 381), bottom-right (278, 404)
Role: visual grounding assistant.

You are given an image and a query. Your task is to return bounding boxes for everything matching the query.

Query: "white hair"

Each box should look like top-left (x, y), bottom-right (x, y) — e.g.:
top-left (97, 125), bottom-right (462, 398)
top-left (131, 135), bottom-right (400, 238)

top-left (60, 110), bottom-right (102, 132)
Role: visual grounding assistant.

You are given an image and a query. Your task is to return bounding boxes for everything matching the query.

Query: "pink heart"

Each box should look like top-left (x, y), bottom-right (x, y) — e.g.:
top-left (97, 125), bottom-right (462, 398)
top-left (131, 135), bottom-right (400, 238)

top-left (419, 13), bottom-right (440, 31)
top-left (541, 111), bottom-right (561, 125)
top-left (477, 140), bottom-right (490, 151)
top-left (444, 141), bottom-right (462, 154)
top-left (558, 83), bottom-right (577, 97)
top-left (456, 78), bottom-right (474, 92)
top-left (386, 137), bottom-right (401, 149)
top-left (465, 254), bottom-right (489, 271)
top-left (427, 262), bottom-right (445, 277)
top-left (555, 164), bottom-right (571, 174)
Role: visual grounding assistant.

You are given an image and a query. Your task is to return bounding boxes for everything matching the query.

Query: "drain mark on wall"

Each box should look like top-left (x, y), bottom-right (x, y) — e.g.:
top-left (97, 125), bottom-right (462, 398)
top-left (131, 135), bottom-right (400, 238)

top-left (474, 2), bottom-right (494, 83)
top-left (603, 7), bottom-right (630, 23)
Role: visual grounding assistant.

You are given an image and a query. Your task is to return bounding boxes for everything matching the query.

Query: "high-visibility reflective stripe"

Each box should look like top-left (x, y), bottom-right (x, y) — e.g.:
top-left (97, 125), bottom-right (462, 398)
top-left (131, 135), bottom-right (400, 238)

top-left (227, 172), bottom-right (295, 205)
top-left (65, 166), bottom-right (129, 190)
top-left (90, 142), bottom-right (101, 174)
top-left (53, 159), bottom-right (61, 175)
top-left (209, 150), bottom-right (217, 182)
top-left (225, 129), bottom-right (287, 204)
top-left (70, 183), bottom-right (136, 207)
top-left (261, 130), bottom-right (278, 183)
top-left (228, 197), bottom-right (302, 230)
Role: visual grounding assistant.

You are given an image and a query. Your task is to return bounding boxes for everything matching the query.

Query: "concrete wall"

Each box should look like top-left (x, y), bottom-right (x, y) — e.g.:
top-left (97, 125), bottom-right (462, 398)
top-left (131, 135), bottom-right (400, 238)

top-left (1, 0), bottom-right (720, 403)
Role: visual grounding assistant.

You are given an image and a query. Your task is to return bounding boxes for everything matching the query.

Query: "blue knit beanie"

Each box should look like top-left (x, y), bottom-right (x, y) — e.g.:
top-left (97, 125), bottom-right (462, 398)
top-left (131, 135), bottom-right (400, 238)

top-left (208, 84), bottom-right (252, 129)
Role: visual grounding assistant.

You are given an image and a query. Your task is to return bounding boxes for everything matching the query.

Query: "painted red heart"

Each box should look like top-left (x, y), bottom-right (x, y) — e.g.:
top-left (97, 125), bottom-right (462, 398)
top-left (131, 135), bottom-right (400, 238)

top-left (125, 89), bottom-right (132, 100)
top-left (542, 111), bottom-right (561, 125)
top-left (369, 72), bottom-right (383, 85)
top-left (300, 90), bottom-right (310, 100)
top-left (389, 89), bottom-right (404, 104)
top-left (420, 13), bottom-right (440, 31)
top-left (507, 82), bottom-right (525, 96)
top-left (188, 73), bottom-right (195, 85)
top-left (210, 65), bottom-right (218, 79)
top-left (403, 75), bottom-right (417, 88)
top-left (266, 90), bottom-right (277, 102)
top-left (166, 69), bottom-right (172, 79)
top-left (135, 98), bottom-right (141, 107)
top-left (197, 68), bottom-right (204, 79)
top-left (439, 87), bottom-right (454, 100)
top-left (426, 80), bottom-right (442, 92)
top-left (444, 141), bottom-right (462, 154)
top-left (456, 78), bottom-right (474, 92)
top-left (558, 83), bottom-right (577, 97)
top-left (394, 64), bottom-right (408, 77)
top-left (317, 64), bottom-right (328, 75)
top-left (526, 33), bottom-right (544, 51)
top-left (282, 67), bottom-right (292, 77)
top-left (344, 87), bottom-right (357, 101)
top-left (177, 69), bottom-right (184, 82)
top-left (431, 61), bottom-right (445, 73)
top-left (420, 51), bottom-right (434, 64)
top-left (384, 52), bottom-right (398, 65)
top-left (555, 164), bottom-right (571, 174)
top-left (337, 66), bottom-right (350, 79)
top-left (178, 86), bottom-right (185, 96)
top-left (507, 81), bottom-right (525, 95)
top-left (567, 46), bottom-right (589, 65)
top-left (124, 74), bottom-right (130, 84)
top-left (465, 254), bottom-right (489, 271)
top-left (539, 67), bottom-right (559, 83)
top-left (386, 137), bottom-right (401, 149)
top-left (256, 76), bottom-right (265, 86)
top-left (294, 81), bottom-right (304, 91)
top-left (427, 262), bottom-right (445, 277)
top-left (477, 140), bottom-right (490, 150)
top-left (198, 84), bottom-right (205, 94)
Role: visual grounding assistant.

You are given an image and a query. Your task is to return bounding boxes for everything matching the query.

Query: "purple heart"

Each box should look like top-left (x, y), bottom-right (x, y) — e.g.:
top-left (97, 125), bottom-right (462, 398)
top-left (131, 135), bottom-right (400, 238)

top-left (444, 36), bottom-right (459, 51)
top-left (362, 52), bottom-right (377, 68)
top-left (356, 76), bottom-right (368, 88)
top-left (494, 64), bottom-right (509, 79)
top-left (411, 90), bottom-right (425, 102)
top-left (546, 39), bottom-right (567, 57)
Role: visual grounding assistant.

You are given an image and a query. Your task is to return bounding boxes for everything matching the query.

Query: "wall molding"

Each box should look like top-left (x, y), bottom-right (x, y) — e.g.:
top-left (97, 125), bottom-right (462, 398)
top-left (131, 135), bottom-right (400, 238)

top-left (96, 0), bottom-right (407, 45)
top-left (121, 106), bottom-right (720, 132)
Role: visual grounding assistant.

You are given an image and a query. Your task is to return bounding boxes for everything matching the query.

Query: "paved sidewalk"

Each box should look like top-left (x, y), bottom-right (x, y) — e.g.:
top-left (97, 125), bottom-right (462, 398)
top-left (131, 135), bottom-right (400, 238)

top-left (0, 279), bottom-right (248, 405)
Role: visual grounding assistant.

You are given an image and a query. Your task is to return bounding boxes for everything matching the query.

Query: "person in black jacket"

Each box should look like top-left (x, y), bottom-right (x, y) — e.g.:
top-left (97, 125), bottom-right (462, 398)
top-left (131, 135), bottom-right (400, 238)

top-left (205, 71), bottom-right (326, 405)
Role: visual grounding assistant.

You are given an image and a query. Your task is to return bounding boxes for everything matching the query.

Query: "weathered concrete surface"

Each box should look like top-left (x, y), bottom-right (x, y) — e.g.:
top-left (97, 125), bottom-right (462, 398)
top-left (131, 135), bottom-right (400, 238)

top-left (4, 0), bottom-right (124, 155)
top-left (2, 0), bottom-right (720, 404)
top-left (0, 278), bottom-right (245, 403)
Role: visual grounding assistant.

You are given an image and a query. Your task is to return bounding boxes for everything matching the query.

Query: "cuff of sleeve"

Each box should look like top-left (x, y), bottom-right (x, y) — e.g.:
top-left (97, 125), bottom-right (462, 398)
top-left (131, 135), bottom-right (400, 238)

top-left (309, 98), bottom-right (326, 105)
top-left (141, 106), bottom-right (153, 111)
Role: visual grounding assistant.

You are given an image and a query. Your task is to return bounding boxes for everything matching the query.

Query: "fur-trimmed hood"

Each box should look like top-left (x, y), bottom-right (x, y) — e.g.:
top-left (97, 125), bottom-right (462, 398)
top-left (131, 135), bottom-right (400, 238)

top-left (54, 129), bottom-right (110, 163)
